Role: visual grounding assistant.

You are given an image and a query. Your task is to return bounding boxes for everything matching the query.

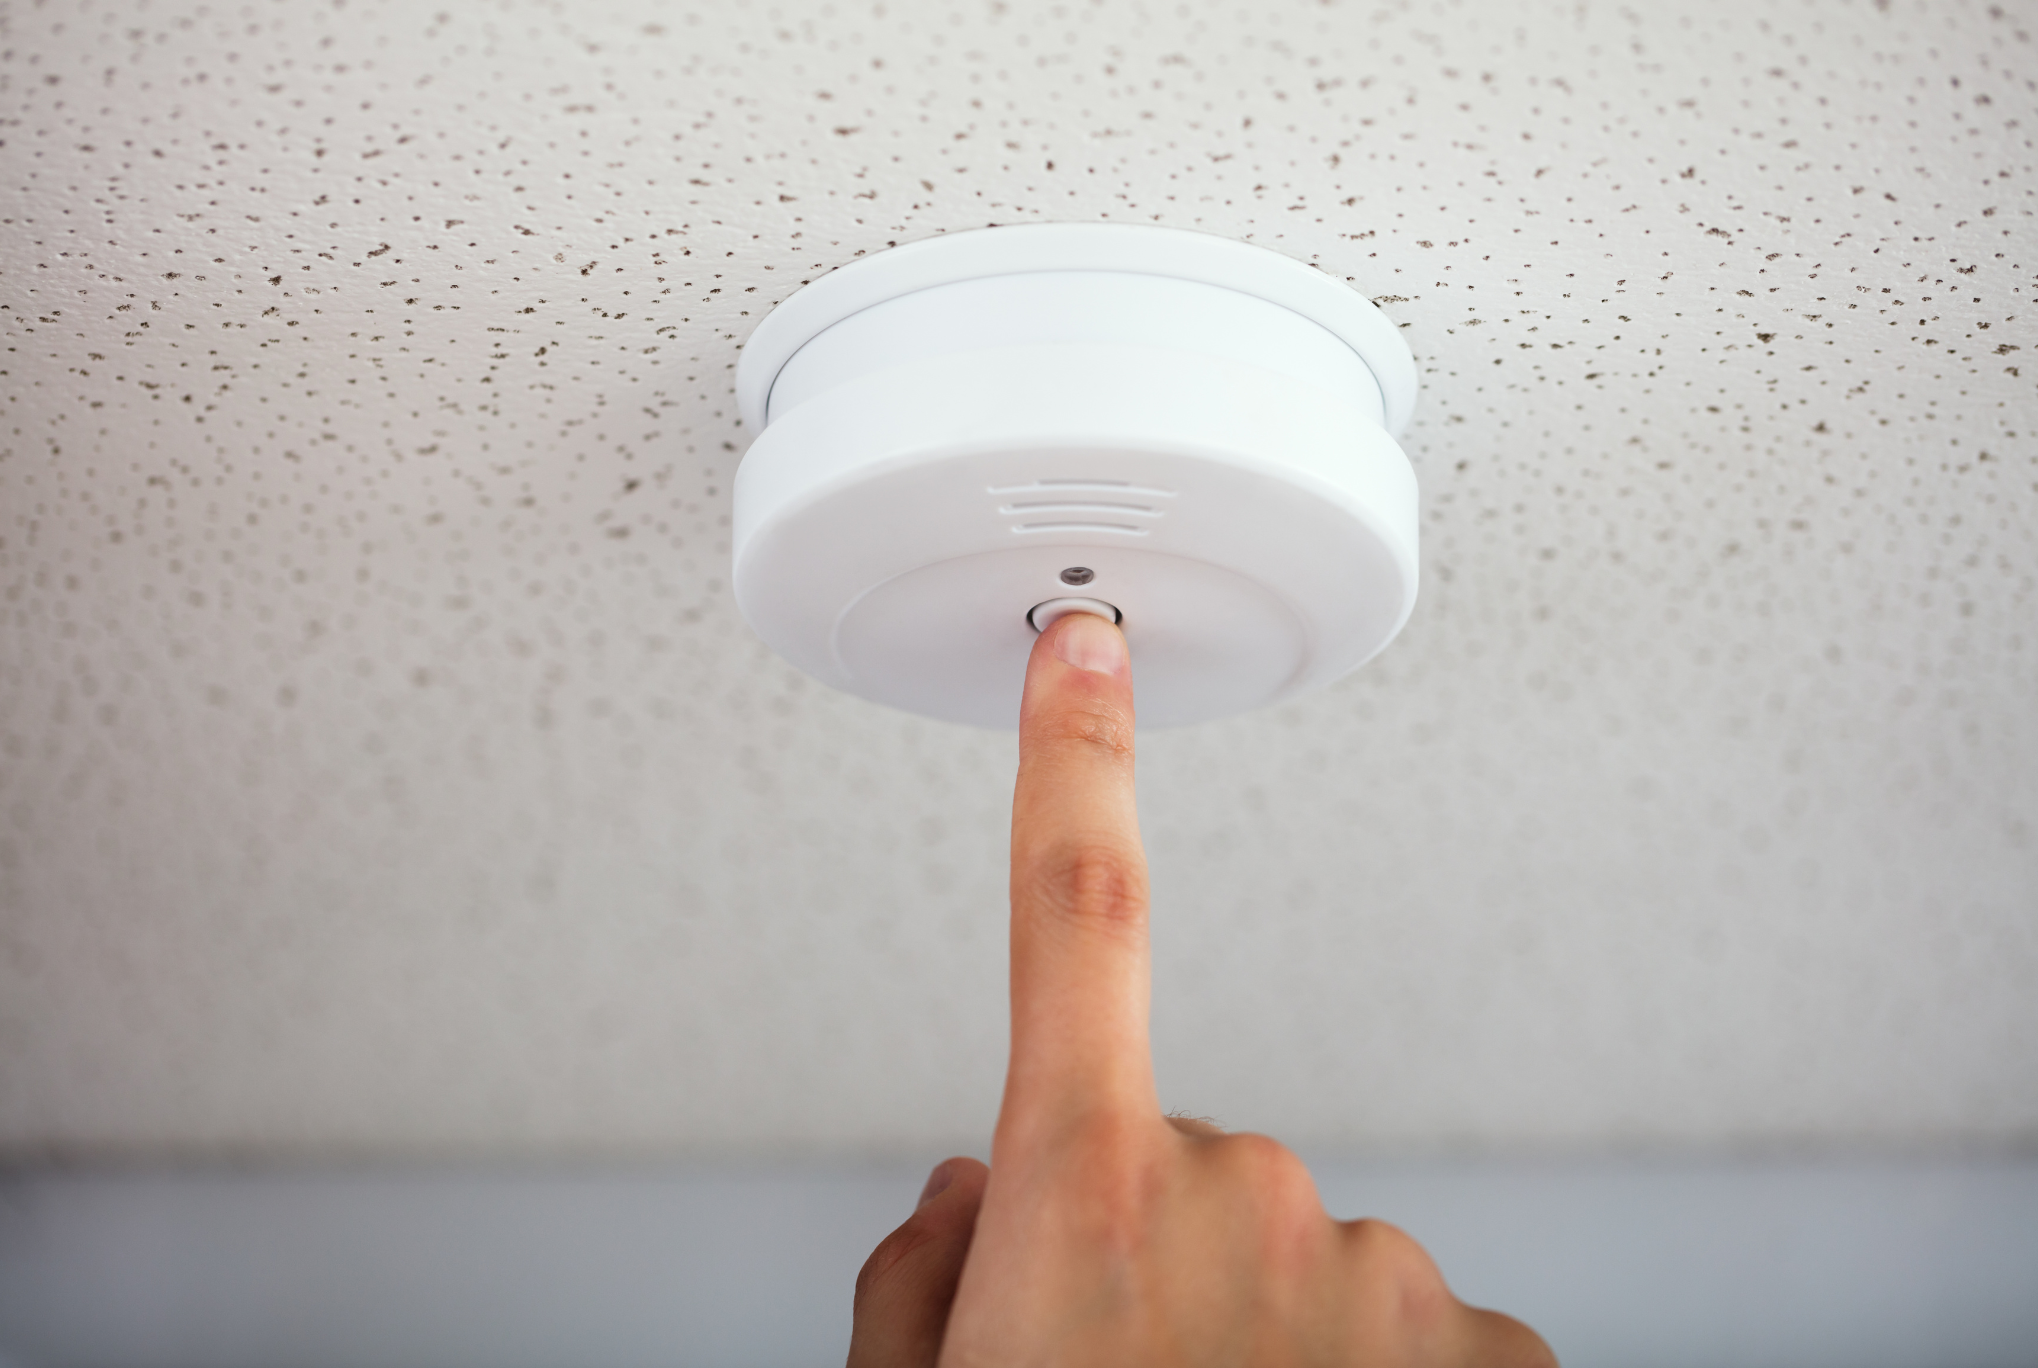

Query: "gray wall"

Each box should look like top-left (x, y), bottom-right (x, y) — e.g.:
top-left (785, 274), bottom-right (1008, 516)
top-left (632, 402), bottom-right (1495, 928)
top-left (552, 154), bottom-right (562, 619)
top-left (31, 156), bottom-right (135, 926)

top-left (4, 1158), bottom-right (2035, 1368)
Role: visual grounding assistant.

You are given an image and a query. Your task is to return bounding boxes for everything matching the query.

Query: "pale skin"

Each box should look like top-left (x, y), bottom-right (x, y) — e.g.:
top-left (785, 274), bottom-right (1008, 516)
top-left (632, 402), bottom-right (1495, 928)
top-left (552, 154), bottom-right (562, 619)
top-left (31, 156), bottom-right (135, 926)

top-left (848, 611), bottom-right (1557, 1368)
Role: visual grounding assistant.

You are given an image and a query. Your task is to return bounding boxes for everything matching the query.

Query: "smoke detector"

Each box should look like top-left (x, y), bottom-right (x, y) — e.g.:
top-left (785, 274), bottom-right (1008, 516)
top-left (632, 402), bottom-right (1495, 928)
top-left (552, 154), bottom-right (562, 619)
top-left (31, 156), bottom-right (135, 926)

top-left (732, 223), bottom-right (1419, 728)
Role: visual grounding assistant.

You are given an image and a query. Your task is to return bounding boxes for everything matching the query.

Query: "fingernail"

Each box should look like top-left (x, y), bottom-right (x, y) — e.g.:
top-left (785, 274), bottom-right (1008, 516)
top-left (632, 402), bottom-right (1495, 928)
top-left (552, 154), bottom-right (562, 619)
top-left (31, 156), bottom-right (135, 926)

top-left (1051, 610), bottom-right (1126, 675)
top-left (918, 1160), bottom-right (955, 1207)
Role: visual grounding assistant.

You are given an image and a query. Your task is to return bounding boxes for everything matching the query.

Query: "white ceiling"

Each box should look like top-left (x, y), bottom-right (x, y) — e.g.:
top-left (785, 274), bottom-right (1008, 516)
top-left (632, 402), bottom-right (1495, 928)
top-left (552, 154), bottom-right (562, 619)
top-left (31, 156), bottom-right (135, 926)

top-left (1, 0), bottom-right (2032, 1160)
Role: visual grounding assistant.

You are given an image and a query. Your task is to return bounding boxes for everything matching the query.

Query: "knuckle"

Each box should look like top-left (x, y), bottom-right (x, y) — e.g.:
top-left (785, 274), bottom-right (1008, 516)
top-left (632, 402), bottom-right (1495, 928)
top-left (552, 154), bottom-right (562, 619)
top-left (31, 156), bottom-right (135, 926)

top-left (1221, 1132), bottom-right (1313, 1196)
top-left (1345, 1215), bottom-right (1422, 1265)
top-left (1346, 1217), bottom-right (1454, 1327)
top-left (1239, 1131), bottom-right (1304, 1172)
top-left (1212, 1134), bottom-right (1324, 1257)
top-left (851, 1242), bottom-right (889, 1305)
top-left (1031, 697), bottom-right (1136, 759)
top-left (1033, 840), bottom-right (1148, 928)
top-left (852, 1218), bottom-right (930, 1306)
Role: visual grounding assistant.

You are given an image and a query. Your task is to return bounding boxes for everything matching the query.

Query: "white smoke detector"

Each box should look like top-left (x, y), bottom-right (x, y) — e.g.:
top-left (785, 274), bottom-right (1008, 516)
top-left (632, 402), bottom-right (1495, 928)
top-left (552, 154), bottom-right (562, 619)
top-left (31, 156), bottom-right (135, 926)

top-left (732, 224), bottom-right (1419, 729)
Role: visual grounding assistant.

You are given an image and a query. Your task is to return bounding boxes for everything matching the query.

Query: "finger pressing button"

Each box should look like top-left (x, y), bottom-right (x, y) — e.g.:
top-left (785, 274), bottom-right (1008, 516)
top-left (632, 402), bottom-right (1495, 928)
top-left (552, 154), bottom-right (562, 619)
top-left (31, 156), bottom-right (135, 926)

top-left (1028, 597), bottom-right (1123, 632)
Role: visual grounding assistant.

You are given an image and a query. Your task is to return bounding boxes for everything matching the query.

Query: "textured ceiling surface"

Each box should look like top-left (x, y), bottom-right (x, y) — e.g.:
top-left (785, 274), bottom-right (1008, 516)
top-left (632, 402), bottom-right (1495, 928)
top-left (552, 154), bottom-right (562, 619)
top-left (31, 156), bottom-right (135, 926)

top-left (1, 0), bottom-right (2033, 1159)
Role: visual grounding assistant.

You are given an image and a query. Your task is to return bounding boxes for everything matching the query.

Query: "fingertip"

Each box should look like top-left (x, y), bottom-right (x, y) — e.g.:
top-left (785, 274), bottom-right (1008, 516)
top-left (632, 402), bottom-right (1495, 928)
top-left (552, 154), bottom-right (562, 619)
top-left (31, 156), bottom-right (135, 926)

top-left (1021, 612), bottom-right (1135, 743)
top-left (1047, 609), bottom-right (1127, 676)
top-left (849, 1159), bottom-right (990, 1368)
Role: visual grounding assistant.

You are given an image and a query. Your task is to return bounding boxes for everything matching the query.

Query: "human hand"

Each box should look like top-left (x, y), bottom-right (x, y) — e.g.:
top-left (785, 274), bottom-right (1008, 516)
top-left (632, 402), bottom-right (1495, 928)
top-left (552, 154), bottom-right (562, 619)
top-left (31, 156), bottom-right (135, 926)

top-left (849, 611), bottom-right (1555, 1367)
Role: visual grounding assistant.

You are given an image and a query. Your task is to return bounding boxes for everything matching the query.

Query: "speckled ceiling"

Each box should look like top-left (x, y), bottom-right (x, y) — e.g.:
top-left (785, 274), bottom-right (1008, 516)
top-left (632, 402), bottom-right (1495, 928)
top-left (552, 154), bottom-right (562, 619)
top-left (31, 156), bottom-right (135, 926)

top-left (1, 0), bottom-right (2033, 1159)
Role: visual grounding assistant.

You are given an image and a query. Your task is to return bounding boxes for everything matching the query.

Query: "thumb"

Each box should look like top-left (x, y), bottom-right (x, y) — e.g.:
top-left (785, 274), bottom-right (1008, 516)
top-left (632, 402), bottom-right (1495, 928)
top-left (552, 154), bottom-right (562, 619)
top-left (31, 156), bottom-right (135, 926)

top-left (848, 1158), bottom-right (990, 1368)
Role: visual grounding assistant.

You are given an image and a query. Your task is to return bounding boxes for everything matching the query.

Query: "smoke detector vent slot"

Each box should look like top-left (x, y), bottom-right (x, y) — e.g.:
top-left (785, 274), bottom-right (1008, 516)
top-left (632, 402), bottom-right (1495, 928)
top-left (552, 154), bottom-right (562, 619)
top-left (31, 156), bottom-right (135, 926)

top-left (1012, 521), bottom-right (1152, 536)
top-left (990, 479), bottom-right (1180, 498)
top-left (997, 501), bottom-right (1164, 516)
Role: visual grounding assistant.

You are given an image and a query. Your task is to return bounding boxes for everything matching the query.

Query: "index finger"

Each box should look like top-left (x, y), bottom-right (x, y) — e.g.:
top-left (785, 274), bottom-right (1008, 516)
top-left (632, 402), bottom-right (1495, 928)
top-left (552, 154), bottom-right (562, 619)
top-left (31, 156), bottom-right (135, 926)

top-left (1002, 610), bottom-right (1159, 1131)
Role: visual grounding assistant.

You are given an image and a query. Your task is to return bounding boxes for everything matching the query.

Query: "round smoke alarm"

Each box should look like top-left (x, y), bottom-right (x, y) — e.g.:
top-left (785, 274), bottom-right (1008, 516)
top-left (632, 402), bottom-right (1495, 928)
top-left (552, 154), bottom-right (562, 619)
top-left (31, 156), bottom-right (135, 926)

top-left (732, 223), bottom-right (1419, 729)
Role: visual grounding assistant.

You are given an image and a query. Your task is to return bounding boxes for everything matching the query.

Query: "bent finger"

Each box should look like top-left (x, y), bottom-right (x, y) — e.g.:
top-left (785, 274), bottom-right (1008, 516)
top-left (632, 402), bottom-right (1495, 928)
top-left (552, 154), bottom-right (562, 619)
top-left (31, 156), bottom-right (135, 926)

top-left (1338, 1218), bottom-right (1557, 1367)
top-left (848, 1157), bottom-right (991, 1368)
top-left (1005, 610), bottom-right (1156, 1130)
